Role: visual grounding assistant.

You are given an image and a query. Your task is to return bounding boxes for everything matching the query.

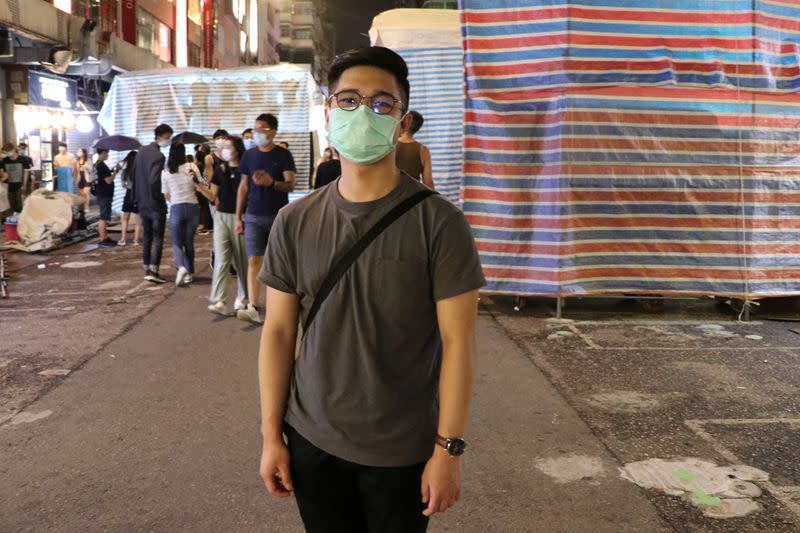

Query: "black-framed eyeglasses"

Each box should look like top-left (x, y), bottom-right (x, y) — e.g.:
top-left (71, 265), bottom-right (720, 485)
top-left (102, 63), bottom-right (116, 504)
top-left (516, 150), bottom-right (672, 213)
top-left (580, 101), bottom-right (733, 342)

top-left (328, 90), bottom-right (404, 115)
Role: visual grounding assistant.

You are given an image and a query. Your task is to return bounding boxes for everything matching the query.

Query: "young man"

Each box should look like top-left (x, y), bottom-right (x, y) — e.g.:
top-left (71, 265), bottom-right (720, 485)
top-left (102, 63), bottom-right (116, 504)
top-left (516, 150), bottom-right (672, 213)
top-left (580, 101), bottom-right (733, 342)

top-left (93, 149), bottom-right (118, 247)
top-left (235, 113), bottom-right (296, 324)
top-left (53, 143), bottom-right (78, 193)
top-left (396, 110), bottom-right (435, 190)
top-left (132, 123), bottom-right (173, 283)
top-left (242, 128), bottom-right (255, 151)
top-left (1, 143), bottom-right (27, 213)
top-left (198, 129), bottom-right (229, 234)
top-left (15, 143), bottom-right (33, 197)
top-left (257, 47), bottom-right (485, 532)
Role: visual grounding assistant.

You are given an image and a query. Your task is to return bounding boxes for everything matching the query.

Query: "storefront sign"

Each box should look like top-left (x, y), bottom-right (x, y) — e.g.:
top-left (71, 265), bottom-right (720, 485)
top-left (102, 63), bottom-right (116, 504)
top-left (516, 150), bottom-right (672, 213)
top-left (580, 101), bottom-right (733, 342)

top-left (28, 72), bottom-right (76, 110)
top-left (121, 0), bottom-right (137, 44)
top-left (203, 0), bottom-right (214, 67)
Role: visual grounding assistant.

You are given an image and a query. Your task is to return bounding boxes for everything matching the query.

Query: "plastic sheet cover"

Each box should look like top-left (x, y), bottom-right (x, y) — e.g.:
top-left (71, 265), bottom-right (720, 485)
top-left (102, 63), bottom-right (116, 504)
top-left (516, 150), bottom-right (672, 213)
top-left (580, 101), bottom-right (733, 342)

top-left (461, 0), bottom-right (800, 298)
top-left (370, 9), bottom-right (464, 203)
top-left (97, 65), bottom-right (317, 210)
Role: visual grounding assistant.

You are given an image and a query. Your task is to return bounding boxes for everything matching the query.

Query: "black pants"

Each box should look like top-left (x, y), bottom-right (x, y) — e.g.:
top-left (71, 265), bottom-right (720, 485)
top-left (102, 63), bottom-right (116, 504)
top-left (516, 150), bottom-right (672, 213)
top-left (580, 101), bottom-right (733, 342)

top-left (196, 191), bottom-right (213, 230)
top-left (7, 183), bottom-right (22, 213)
top-left (140, 209), bottom-right (166, 271)
top-left (286, 425), bottom-right (429, 533)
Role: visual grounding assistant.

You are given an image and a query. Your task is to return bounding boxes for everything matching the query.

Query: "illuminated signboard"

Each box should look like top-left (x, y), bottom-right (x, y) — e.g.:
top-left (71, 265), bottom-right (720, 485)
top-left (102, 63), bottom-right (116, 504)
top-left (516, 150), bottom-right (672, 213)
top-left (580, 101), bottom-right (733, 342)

top-left (28, 71), bottom-right (77, 110)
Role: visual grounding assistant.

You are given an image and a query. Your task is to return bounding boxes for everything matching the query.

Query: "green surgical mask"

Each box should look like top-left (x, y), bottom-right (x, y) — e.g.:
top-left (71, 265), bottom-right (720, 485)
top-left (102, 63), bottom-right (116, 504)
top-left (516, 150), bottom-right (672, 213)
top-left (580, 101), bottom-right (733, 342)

top-left (328, 106), bottom-right (400, 165)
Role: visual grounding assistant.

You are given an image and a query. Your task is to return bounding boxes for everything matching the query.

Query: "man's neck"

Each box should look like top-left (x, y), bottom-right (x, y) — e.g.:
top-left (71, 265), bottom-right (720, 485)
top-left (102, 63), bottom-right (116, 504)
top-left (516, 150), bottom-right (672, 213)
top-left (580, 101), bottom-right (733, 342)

top-left (258, 143), bottom-right (275, 153)
top-left (398, 133), bottom-right (415, 143)
top-left (338, 153), bottom-right (401, 203)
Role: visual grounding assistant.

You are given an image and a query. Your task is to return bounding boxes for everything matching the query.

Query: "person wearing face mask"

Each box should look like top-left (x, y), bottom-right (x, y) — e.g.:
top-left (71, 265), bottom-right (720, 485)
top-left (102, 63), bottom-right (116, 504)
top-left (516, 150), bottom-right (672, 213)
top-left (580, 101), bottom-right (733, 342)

top-left (162, 142), bottom-right (202, 287)
top-left (53, 142), bottom-right (78, 194)
top-left (1, 143), bottom-right (26, 214)
top-left (255, 47), bottom-right (485, 532)
top-left (16, 143), bottom-right (33, 196)
top-left (396, 110), bottom-right (435, 191)
top-left (312, 146), bottom-right (340, 189)
top-left (242, 128), bottom-right (255, 151)
top-left (234, 113), bottom-right (296, 325)
top-left (198, 129), bottom-right (228, 235)
top-left (132, 123), bottom-right (173, 284)
top-left (196, 136), bottom-right (249, 315)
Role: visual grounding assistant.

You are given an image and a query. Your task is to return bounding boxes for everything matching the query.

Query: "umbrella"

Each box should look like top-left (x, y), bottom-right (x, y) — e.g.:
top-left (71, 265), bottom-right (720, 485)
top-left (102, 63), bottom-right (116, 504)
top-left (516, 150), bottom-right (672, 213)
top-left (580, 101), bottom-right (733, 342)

top-left (93, 135), bottom-right (142, 151)
top-left (172, 131), bottom-right (209, 145)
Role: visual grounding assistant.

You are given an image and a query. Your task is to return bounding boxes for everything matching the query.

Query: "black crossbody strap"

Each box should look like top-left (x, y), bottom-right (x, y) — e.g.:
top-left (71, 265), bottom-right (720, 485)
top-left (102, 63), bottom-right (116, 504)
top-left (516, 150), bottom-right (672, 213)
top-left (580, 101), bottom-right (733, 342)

top-left (303, 189), bottom-right (436, 336)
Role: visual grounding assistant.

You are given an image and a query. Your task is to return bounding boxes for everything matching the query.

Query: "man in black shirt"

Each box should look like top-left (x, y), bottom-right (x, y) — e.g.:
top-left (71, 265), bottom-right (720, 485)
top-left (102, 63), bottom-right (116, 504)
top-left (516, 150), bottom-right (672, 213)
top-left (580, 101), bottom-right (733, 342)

top-left (2, 143), bottom-right (27, 213)
top-left (16, 143), bottom-right (33, 195)
top-left (132, 123), bottom-right (173, 283)
top-left (93, 149), bottom-right (118, 247)
top-left (313, 147), bottom-right (341, 189)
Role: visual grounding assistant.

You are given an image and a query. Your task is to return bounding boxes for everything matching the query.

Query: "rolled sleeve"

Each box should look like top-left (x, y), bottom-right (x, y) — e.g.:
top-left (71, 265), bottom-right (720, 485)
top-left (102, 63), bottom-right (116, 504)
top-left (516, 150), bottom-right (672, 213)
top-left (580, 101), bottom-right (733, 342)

top-left (431, 211), bottom-right (486, 301)
top-left (258, 211), bottom-right (296, 294)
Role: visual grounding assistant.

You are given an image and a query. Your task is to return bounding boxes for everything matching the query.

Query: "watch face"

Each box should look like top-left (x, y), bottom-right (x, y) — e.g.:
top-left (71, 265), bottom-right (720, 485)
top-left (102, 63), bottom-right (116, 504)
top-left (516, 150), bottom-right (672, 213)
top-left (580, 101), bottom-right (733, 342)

top-left (446, 438), bottom-right (466, 456)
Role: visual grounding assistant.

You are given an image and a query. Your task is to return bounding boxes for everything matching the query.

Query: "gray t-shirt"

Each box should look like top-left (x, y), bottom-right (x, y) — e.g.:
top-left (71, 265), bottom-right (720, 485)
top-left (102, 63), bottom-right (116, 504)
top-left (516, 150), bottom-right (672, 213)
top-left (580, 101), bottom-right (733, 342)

top-left (259, 175), bottom-right (485, 467)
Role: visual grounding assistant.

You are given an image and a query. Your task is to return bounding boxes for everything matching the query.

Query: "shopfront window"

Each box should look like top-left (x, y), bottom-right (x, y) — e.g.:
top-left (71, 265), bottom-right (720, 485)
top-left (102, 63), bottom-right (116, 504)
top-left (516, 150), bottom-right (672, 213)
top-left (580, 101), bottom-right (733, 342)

top-left (187, 0), bottom-right (202, 25)
top-left (137, 8), bottom-right (173, 64)
top-left (293, 28), bottom-right (311, 40)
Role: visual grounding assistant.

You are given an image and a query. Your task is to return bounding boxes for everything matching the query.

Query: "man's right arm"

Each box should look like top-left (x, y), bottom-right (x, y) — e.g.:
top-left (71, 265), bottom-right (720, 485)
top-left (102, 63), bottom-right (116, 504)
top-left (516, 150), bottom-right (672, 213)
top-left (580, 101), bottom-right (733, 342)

top-left (258, 287), bottom-right (300, 498)
top-left (235, 173), bottom-right (249, 235)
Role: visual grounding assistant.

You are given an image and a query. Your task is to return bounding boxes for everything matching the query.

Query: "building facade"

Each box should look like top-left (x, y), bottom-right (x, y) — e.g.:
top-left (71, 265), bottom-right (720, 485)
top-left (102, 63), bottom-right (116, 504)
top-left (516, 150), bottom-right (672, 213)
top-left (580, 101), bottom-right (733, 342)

top-left (277, 0), bottom-right (312, 65)
top-left (0, 0), bottom-right (280, 187)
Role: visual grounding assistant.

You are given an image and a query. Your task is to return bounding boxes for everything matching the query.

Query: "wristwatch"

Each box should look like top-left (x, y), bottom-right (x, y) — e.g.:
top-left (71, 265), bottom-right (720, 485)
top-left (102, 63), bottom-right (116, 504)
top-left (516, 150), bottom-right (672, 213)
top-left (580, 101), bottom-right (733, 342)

top-left (436, 434), bottom-right (467, 457)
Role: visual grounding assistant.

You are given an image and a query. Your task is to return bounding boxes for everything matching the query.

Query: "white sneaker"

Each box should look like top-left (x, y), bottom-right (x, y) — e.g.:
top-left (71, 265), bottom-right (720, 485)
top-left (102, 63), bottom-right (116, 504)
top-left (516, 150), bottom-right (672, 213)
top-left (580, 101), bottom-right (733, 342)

top-left (236, 304), bottom-right (263, 325)
top-left (234, 298), bottom-right (248, 311)
top-left (208, 301), bottom-right (227, 315)
top-left (185, 274), bottom-right (193, 284)
top-left (117, 239), bottom-right (127, 247)
top-left (175, 266), bottom-right (188, 287)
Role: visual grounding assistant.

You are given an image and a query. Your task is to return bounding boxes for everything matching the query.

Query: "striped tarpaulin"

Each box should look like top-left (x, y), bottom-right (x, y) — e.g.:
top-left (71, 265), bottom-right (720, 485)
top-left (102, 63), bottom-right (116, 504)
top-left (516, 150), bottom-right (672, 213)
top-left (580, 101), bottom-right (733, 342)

top-left (97, 65), bottom-right (316, 211)
top-left (461, 0), bottom-right (800, 298)
top-left (397, 47), bottom-right (465, 203)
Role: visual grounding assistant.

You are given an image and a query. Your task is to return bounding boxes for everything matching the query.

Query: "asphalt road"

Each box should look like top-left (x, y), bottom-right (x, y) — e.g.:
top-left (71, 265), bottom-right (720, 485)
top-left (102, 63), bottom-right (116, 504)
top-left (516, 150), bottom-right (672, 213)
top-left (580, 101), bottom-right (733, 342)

top-left (0, 280), bottom-right (669, 532)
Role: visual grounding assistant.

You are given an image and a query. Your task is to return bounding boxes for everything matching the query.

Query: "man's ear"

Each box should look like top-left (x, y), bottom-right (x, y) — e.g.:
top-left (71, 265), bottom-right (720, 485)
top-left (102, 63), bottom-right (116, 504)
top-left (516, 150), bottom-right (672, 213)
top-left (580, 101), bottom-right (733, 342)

top-left (400, 112), bottom-right (413, 133)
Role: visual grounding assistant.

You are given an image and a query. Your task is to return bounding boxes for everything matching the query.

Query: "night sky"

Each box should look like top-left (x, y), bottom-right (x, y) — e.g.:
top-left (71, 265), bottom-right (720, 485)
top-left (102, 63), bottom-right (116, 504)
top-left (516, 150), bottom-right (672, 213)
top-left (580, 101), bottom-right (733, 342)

top-left (331, 0), bottom-right (405, 53)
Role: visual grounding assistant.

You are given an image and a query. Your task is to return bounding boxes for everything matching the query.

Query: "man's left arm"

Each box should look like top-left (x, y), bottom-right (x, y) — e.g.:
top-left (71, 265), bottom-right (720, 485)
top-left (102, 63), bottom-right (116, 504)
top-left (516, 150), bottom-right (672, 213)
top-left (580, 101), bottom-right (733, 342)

top-left (421, 289), bottom-right (479, 517)
top-left (272, 170), bottom-right (296, 193)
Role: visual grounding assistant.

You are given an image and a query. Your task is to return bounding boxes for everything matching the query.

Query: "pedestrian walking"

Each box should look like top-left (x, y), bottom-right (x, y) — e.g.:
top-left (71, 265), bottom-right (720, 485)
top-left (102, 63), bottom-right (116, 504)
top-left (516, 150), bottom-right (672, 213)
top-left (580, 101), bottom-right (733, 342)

top-left (118, 151), bottom-right (141, 246)
top-left (234, 113), bottom-right (296, 324)
top-left (53, 142), bottom-right (78, 193)
top-left (257, 47), bottom-right (485, 533)
top-left (198, 129), bottom-right (228, 235)
top-left (1, 143), bottom-right (27, 213)
top-left (312, 147), bottom-right (341, 189)
top-left (162, 142), bottom-right (201, 287)
top-left (92, 149), bottom-right (118, 247)
top-left (77, 148), bottom-right (93, 208)
top-left (396, 110), bottom-right (435, 190)
top-left (132, 123), bottom-right (173, 284)
top-left (196, 136), bottom-right (249, 315)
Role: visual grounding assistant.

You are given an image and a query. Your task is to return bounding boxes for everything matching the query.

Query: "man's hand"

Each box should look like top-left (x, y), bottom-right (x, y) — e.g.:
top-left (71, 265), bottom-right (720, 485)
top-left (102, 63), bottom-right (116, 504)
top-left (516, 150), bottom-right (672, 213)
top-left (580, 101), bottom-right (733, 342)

top-left (421, 447), bottom-right (461, 517)
top-left (260, 439), bottom-right (293, 498)
top-left (235, 218), bottom-right (244, 235)
top-left (252, 170), bottom-right (275, 187)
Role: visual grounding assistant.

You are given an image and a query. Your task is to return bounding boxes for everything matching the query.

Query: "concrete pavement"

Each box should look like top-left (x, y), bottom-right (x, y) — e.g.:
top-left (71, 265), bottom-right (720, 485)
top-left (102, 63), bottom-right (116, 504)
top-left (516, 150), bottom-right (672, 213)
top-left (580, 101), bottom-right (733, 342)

top-left (0, 279), bottom-right (670, 532)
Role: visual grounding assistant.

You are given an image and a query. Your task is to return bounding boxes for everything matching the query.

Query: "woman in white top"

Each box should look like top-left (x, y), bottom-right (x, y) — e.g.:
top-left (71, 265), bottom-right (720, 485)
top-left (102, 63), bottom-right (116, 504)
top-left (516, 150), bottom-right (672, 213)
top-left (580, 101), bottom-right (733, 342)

top-left (162, 142), bottom-right (202, 286)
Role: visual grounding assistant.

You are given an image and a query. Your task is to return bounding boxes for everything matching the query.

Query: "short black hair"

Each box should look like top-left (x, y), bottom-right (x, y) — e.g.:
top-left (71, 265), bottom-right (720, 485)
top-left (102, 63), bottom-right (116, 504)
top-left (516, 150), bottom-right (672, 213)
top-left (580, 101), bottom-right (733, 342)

top-left (213, 129), bottom-right (229, 139)
top-left (154, 123), bottom-right (173, 138)
top-left (96, 149), bottom-right (109, 156)
top-left (407, 110), bottom-right (424, 135)
top-left (279, 141), bottom-right (289, 148)
top-left (228, 136), bottom-right (246, 161)
top-left (255, 113), bottom-right (278, 130)
top-left (242, 128), bottom-right (253, 137)
top-left (58, 142), bottom-right (68, 149)
top-left (327, 46), bottom-right (410, 107)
